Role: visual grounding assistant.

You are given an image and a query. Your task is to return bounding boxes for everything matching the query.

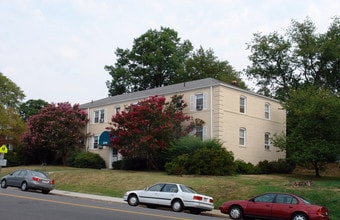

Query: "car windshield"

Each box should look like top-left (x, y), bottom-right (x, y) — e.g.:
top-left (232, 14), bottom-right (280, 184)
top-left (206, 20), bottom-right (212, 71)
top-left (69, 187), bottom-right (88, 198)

top-left (180, 185), bottom-right (197, 193)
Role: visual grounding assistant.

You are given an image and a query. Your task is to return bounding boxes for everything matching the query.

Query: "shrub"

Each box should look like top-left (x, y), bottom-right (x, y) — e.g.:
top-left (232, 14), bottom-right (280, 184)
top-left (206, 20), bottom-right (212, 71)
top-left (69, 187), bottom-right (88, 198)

top-left (256, 159), bottom-right (295, 174)
top-left (74, 152), bottom-right (106, 169)
top-left (3, 149), bottom-right (21, 167)
top-left (112, 157), bottom-right (148, 170)
top-left (165, 138), bottom-right (235, 175)
top-left (234, 159), bottom-right (259, 174)
top-left (164, 154), bottom-right (191, 175)
top-left (162, 136), bottom-right (204, 163)
top-left (188, 147), bottom-right (235, 175)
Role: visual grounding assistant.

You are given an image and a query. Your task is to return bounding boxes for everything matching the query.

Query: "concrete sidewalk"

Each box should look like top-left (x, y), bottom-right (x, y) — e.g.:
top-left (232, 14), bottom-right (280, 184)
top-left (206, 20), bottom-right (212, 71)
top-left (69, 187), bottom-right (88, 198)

top-left (51, 189), bottom-right (227, 218)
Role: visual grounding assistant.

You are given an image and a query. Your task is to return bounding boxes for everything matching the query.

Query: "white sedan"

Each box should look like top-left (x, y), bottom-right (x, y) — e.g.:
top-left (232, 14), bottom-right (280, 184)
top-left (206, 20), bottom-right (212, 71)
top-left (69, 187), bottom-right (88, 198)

top-left (123, 182), bottom-right (214, 214)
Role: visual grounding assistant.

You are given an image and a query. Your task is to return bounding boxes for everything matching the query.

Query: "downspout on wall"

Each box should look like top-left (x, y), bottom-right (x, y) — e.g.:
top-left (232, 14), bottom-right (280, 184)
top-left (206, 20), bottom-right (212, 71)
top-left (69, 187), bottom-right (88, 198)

top-left (210, 85), bottom-right (213, 139)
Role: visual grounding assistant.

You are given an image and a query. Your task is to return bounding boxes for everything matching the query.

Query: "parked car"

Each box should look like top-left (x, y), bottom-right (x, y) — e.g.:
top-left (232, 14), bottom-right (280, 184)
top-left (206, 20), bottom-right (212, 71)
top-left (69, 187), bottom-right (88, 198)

top-left (1, 169), bottom-right (55, 194)
top-left (219, 192), bottom-right (330, 220)
top-left (123, 182), bottom-right (214, 214)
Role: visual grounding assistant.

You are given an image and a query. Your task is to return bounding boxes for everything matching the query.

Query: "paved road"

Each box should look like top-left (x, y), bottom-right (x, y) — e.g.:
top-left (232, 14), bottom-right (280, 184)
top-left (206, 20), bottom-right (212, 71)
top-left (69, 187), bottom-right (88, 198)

top-left (51, 189), bottom-right (227, 218)
top-left (0, 188), bottom-right (228, 220)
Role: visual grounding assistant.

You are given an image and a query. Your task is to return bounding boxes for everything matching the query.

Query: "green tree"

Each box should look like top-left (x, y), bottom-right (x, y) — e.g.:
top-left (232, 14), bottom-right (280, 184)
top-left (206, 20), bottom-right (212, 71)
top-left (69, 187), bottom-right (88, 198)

top-left (19, 99), bottom-right (49, 121)
top-left (105, 27), bottom-right (193, 96)
top-left (0, 72), bottom-right (26, 146)
top-left (246, 17), bottom-right (340, 101)
top-left (274, 85), bottom-right (340, 177)
top-left (108, 95), bottom-right (195, 170)
top-left (184, 46), bottom-right (247, 89)
top-left (0, 72), bottom-right (25, 109)
top-left (22, 102), bottom-right (88, 165)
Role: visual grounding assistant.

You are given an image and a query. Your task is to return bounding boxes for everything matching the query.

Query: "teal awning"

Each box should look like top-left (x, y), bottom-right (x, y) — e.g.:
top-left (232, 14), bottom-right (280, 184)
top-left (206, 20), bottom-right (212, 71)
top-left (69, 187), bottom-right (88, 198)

top-left (99, 131), bottom-right (110, 146)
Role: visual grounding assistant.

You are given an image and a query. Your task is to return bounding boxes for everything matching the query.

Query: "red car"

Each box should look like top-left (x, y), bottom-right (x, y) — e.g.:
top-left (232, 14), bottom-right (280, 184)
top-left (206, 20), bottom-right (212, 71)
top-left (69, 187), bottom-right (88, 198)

top-left (219, 192), bottom-right (330, 220)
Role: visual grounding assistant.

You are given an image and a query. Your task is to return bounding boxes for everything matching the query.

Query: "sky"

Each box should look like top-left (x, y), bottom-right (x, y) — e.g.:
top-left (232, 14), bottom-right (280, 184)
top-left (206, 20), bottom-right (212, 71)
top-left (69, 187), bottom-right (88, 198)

top-left (1, 0), bottom-right (339, 105)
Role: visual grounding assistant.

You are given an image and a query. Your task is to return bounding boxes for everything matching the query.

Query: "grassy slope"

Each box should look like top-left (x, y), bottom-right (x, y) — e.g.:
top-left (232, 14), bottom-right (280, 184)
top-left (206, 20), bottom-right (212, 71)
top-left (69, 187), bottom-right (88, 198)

top-left (1, 164), bottom-right (339, 219)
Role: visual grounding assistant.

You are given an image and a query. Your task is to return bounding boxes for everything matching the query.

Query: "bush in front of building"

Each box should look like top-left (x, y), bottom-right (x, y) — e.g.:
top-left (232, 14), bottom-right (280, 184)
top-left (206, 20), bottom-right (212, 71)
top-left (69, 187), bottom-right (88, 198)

top-left (112, 157), bottom-right (147, 170)
top-left (73, 152), bottom-right (106, 169)
top-left (234, 159), bottom-right (259, 174)
top-left (256, 159), bottom-right (295, 174)
top-left (165, 138), bottom-right (235, 175)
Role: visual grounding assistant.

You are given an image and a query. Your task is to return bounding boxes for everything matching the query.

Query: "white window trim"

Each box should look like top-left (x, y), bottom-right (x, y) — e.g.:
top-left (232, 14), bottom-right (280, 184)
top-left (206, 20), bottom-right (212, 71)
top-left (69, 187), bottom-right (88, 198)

top-left (190, 93), bottom-right (208, 112)
top-left (93, 136), bottom-right (99, 149)
top-left (240, 96), bottom-right (246, 114)
top-left (93, 109), bottom-right (106, 124)
top-left (239, 128), bottom-right (246, 146)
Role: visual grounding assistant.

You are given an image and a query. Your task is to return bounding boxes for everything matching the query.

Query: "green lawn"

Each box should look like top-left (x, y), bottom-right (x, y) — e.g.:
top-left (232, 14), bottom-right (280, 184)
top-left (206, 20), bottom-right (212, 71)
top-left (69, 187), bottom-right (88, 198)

top-left (1, 165), bottom-right (339, 219)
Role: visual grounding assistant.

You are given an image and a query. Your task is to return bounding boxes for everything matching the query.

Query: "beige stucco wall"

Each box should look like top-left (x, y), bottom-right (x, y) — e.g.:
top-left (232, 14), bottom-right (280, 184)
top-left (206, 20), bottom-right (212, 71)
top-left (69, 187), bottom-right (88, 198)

top-left (83, 84), bottom-right (286, 168)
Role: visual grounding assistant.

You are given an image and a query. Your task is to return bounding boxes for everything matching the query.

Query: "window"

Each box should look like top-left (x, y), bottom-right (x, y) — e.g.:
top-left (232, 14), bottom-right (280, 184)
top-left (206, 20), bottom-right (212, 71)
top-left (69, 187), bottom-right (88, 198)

top-left (93, 136), bottom-right (99, 149)
top-left (94, 109), bottom-right (105, 123)
top-left (195, 126), bottom-right (207, 140)
top-left (190, 93), bottom-right (207, 111)
top-left (240, 96), bottom-right (246, 113)
top-left (275, 194), bottom-right (297, 204)
top-left (147, 183), bottom-right (164, 192)
top-left (115, 106), bottom-right (120, 114)
top-left (265, 103), bottom-right (271, 119)
top-left (254, 193), bottom-right (276, 203)
top-left (196, 94), bottom-right (203, 110)
top-left (162, 184), bottom-right (178, 193)
top-left (265, 132), bottom-right (270, 150)
top-left (239, 128), bottom-right (246, 146)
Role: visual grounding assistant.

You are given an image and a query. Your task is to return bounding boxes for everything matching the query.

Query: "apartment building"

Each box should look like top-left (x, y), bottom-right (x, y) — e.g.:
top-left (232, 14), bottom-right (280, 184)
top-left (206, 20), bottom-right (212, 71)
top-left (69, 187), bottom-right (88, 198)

top-left (80, 78), bottom-right (286, 168)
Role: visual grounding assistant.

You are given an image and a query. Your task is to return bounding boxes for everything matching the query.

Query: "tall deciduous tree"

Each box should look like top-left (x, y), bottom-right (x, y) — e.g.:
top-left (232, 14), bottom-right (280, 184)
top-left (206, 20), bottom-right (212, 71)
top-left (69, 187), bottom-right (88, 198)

top-left (273, 85), bottom-right (340, 177)
top-left (108, 95), bottom-right (195, 170)
top-left (184, 46), bottom-right (247, 89)
top-left (246, 17), bottom-right (340, 101)
top-left (0, 72), bottom-right (26, 146)
top-left (105, 27), bottom-right (246, 96)
top-left (105, 27), bottom-right (193, 96)
top-left (22, 102), bottom-right (88, 164)
top-left (19, 99), bottom-right (49, 121)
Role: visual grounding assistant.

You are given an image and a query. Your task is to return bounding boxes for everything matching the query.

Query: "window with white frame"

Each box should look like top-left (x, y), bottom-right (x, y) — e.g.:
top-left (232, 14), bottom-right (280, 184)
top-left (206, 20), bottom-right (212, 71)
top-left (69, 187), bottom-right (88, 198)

top-left (240, 96), bottom-right (246, 113)
top-left (94, 109), bottom-right (105, 123)
top-left (265, 103), bottom-right (271, 119)
top-left (190, 93), bottom-right (207, 111)
top-left (265, 132), bottom-right (270, 150)
top-left (239, 128), bottom-right (246, 146)
top-left (195, 125), bottom-right (207, 140)
top-left (93, 136), bottom-right (99, 149)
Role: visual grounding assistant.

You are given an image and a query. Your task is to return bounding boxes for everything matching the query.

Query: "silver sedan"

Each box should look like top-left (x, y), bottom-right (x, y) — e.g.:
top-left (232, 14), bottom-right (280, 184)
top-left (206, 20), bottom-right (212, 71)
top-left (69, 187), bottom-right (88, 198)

top-left (1, 169), bottom-right (55, 194)
top-left (123, 182), bottom-right (214, 214)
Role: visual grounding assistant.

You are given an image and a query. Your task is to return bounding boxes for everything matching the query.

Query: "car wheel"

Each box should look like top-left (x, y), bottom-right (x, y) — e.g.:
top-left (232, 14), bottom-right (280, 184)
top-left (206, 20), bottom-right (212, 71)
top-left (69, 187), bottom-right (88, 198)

top-left (21, 182), bottom-right (28, 191)
top-left (171, 199), bottom-right (183, 212)
top-left (229, 205), bottom-right (243, 219)
top-left (127, 194), bottom-right (139, 206)
top-left (292, 213), bottom-right (308, 220)
top-left (0, 179), bottom-right (7, 188)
